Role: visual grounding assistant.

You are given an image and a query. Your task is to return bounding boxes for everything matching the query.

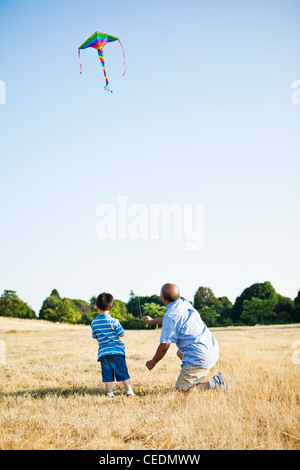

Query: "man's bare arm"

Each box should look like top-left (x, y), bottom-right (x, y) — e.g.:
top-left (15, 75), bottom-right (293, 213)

top-left (141, 316), bottom-right (163, 325)
top-left (146, 343), bottom-right (170, 370)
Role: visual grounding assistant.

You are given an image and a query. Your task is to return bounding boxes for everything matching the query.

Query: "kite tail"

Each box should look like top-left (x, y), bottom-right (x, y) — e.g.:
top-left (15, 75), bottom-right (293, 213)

top-left (98, 50), bottom-right (113, 93)
top-left (78, 49), bottom-right (82, 74)
top-left (118, 39), bottom-right (126, 76)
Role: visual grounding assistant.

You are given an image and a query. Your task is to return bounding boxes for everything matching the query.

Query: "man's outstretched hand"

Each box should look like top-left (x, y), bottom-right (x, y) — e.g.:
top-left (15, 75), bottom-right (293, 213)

top-left (141, 316), bottom-right (152, 324)
top-left (145, 344), bottom-right (170, 371)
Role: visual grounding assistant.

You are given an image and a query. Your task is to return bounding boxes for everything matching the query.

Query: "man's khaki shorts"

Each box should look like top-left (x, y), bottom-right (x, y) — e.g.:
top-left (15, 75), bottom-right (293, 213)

top-left (175, 365), bottom-right (209, 391)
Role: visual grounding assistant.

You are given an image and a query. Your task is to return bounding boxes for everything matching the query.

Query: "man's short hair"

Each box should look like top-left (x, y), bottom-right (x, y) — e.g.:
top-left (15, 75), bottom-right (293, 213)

top-left (96, 292), bottom-right (114, 310)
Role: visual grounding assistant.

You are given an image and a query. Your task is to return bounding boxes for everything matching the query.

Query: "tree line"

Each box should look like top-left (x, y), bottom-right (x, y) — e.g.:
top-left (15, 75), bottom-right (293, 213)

top-left (0, 281), bottom-right (299, 328)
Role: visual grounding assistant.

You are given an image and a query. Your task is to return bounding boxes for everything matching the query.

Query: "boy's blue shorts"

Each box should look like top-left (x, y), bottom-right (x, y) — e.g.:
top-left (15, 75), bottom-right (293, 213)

top-left (99, 354), bottom-right (130, 382)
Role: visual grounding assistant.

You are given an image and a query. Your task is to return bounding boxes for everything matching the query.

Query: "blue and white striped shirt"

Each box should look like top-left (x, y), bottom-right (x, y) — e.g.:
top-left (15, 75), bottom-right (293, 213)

top-left (91, 313), bottom-right (125, 360)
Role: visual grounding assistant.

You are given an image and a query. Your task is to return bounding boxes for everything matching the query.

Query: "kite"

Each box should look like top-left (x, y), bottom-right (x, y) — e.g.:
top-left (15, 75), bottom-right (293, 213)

top-left (78, 31), bottom-right (126, 93)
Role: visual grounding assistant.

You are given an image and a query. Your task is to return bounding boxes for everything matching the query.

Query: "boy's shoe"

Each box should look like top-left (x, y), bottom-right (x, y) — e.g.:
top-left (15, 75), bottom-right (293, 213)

top-left (212, 372), bottom-right (228, 392)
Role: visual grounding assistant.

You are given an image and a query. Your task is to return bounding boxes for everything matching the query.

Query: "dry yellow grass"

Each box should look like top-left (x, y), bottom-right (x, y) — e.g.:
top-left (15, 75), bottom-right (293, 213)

top-left (0, 316), bottom-right (299, 450)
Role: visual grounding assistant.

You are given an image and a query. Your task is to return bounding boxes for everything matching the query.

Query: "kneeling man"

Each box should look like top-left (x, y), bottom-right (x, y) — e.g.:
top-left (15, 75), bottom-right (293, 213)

top-left (142, 283), bottom-right (228, 393)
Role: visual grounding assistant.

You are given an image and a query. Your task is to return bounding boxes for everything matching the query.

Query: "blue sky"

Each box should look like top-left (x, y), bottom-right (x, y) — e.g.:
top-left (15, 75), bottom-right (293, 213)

top-left (0, 0), bottom-right (300, 313)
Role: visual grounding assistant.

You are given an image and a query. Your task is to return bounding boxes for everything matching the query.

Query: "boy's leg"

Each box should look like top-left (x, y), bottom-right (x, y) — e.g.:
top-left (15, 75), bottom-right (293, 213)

top-left (122, 379), bottom-right (132, 391)
top-left (104, 382), bottom-right (115, 397)
top-left (100, 356), bottom-right (115, 397)
top-left (112, 355), bottom-right (134, 396)
top-left (104, 382), bottom-right (113, 394)
top-left (122, 379), bottom-right (135, 396)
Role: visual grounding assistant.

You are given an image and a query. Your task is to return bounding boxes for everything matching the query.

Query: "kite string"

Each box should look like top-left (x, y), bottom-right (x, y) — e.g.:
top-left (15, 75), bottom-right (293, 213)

top-left (118, 39), bottom-right (126, 76)
top-left (78, 49), bottom-right (82, 74)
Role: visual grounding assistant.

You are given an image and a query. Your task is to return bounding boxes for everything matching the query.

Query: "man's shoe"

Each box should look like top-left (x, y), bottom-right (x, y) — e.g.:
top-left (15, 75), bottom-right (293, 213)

top-left (212, 372), bottom-right (228, 392)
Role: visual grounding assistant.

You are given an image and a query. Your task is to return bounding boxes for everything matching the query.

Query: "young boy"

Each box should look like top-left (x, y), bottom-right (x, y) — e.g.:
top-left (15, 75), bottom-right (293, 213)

top-left (91, 292), bottom-right (134, 398)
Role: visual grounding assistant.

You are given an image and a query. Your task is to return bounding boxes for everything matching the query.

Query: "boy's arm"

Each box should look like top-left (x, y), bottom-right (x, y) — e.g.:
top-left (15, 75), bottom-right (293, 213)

top-left (114, 320), bottom-right (125, 338)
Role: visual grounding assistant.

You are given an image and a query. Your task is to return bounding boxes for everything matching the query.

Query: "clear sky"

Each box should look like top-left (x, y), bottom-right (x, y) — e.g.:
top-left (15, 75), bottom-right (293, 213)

top-left (0, 0), bottom-right (299, 313)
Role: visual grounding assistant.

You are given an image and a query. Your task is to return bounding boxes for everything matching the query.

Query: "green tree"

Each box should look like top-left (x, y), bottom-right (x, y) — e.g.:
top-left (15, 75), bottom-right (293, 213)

top-left (194, 287), bottom-right (232, 325)
top-left (39, 290), bottom-right (62, 321)
top-left (294, 291), bottom-right (300, 323)
top-left (241, 297), bottom-right (277, 325)
top-left (274, 295), bottom-right (294, 324)
top-left (70, 298), bottom-right (95, 324)
top-left (77, 296), bottom-right (97, 324)
top-left (216, 296), bottom-right (233, 318)
top-left (90, 296), bottom-right (96, 308)
top-left (0, 290), bottom-right (36, 319)
top-left (110, 299), bottom-right (128, 322)
top-left (50, 289), bottom-right (60, 298)
top-left (198, 306), bottom-right (220, 327)
top-left (126, 293), bottom-right (162, 317)
top-left (142, 302), bottom-right (166, 329)
top-left (143, 302), bottom-right (165, 318)
top-left (40, 308), bottom-right (59, 322)
top-left (194, 287), bottom-right (217, 311)
top-left (121, 313), bottom-right (147, 330)
top-left (231, 281), bottom-right (278, 323)
top-left (56, 298), bottom-right (80, 324)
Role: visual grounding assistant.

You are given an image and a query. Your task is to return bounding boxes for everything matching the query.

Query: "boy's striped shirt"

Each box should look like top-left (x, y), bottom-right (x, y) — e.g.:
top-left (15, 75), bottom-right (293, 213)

top-left (91, 313), bottom-right (125, 360)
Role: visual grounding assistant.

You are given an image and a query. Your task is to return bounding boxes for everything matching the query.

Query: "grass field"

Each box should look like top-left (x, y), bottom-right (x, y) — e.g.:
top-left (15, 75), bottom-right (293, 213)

top-left (0, 317), bottom-right (299, 450)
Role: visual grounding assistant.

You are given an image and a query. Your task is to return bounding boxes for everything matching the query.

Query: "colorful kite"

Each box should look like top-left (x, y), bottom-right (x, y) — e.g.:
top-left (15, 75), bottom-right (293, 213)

top-left (78, 31), bottom-right (126, 93)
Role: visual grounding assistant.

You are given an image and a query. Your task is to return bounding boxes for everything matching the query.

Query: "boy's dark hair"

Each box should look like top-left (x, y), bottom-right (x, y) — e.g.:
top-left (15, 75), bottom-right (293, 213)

top-left (96, 292), bottom-right (114, 311)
